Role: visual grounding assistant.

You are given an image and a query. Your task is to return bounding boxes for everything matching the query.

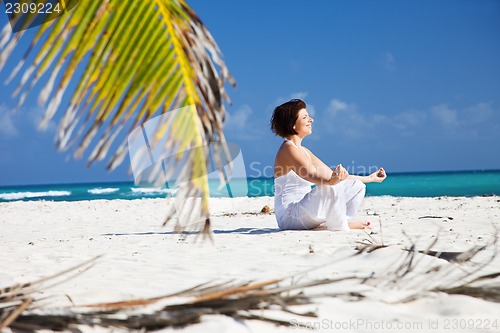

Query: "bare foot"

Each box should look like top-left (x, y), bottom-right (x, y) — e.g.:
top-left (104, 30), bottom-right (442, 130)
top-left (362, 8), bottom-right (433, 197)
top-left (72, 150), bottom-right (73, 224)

top-left (348, 220), bottom-right (371, 229)
top-left (313, 223), bottom-right (328, 230)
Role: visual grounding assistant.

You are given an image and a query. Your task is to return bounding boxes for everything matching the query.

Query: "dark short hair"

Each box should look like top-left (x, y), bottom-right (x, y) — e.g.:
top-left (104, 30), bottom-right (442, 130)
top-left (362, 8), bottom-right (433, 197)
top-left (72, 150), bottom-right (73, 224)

top-left (270, 99), bottom-right (307, 138)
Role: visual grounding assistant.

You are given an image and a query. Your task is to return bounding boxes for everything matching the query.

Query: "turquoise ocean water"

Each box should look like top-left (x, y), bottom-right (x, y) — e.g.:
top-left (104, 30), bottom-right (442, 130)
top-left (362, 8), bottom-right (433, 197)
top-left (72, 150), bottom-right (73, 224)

top-left (0, 170), bottom-right (499, 202)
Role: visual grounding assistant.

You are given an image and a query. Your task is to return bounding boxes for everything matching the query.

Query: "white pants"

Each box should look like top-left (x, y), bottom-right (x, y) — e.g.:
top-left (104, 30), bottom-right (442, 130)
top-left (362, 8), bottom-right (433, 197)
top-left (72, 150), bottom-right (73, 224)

top-left (278, 179), bottom-right (366, 231)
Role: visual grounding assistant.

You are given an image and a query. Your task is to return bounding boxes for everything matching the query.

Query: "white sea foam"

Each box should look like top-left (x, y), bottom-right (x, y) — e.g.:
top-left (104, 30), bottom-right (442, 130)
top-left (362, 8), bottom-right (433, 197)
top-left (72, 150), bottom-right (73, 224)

top-left (0, 191), bottom-right (71, 201)
top-left (88, 188), bottom-right (120, 195)
top-left (131, 187), bottom-right (177, 195)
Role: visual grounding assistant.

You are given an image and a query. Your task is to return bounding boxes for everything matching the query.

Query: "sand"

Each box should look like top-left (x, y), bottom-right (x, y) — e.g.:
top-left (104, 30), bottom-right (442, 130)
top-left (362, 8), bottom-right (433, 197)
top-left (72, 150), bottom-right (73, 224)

top-left (1, 195), bottom-right (500, 332)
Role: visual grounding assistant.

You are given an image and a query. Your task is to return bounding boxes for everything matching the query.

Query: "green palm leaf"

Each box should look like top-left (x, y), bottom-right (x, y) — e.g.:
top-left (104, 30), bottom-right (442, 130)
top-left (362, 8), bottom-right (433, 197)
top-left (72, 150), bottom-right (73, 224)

top-left (0, 0), bottom-right (235, 235)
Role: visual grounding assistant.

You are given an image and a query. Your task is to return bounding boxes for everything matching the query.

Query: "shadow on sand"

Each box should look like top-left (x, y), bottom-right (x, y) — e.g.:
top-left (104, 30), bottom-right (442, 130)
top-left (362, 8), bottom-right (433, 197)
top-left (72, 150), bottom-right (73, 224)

top-left (101, 227), bottom-right (282, 237)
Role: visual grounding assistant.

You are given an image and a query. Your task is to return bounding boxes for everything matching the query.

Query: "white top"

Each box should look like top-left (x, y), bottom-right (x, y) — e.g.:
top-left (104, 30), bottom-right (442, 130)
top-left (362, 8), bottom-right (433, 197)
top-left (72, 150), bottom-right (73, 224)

top-left (274, 139), bottom-right (314, 224)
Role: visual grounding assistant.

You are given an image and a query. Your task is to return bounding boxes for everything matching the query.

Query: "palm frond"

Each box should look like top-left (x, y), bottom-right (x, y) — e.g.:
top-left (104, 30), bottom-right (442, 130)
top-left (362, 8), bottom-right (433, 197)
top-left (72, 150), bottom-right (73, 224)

top-left (0, 0), bottom-right (235, 234)
top-left (0, 256), bottom-right (99, 330)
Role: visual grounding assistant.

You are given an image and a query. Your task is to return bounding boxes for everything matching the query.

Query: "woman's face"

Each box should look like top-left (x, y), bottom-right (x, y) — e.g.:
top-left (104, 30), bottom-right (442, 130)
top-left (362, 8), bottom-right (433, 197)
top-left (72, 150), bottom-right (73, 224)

top-left (293, 108), bottom-right (313, 137)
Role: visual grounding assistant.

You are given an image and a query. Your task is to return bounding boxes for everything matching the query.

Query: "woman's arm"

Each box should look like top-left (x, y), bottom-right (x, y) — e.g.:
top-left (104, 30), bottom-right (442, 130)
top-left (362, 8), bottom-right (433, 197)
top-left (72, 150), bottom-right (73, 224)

top-left (302, 147), bottom-right (337, 179)
top-left (303, 147), bottom-right (387, 184)
top-left (278, 144), bottom-right (347, 186)
top-left (348, 168), bottom-right (387, 183)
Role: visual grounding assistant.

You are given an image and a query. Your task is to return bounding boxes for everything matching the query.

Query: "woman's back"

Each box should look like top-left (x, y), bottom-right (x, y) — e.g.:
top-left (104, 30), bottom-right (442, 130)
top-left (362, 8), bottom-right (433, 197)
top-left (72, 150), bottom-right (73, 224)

top-left (274, 169), bottom-right (314, 226)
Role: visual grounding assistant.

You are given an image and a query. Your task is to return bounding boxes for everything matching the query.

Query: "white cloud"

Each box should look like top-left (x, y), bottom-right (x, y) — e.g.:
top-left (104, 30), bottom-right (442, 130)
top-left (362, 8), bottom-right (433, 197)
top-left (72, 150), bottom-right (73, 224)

top-left (225, 104), bottom-right (252, 131)
top-left (0, 104), bottom-right (58, 140)
top-left (464, 102), bottom-right (493, 123)
top-left (290, 91), bottom-right (308, 100)
top-left (269, 92), bottom-right (316, 115)
top-left (272, 92), bottom-right (309, 109)
top-left (224, 104), bottom-right (271, 141)
top-left (392, 110), bottom-right (426, 132)
top-left (431, 104), bottom-right (459, 129)
top-left (0, 105), bottom-right (19, 138)
top-left (317, 98), bottom-right (496, 142)
top-left (327, 99), bottom-right (350, 116)
top-left (30, 105), bottom-right (57, 133)
top-left (324, 98), bottom-right (375, 139)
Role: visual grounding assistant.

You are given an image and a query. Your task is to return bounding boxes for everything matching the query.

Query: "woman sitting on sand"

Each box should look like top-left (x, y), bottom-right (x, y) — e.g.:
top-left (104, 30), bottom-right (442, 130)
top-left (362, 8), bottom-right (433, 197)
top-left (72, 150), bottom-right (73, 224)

top-left (271, 99), bottom-right (387, 231)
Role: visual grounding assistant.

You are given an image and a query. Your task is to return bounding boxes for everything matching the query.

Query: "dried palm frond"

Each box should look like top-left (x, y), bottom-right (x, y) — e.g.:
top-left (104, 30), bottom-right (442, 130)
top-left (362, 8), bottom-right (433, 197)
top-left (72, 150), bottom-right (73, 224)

top-left (355, 237), bottom-right (387, 254)
top-left (5, 277), bottom-right (340, 330)
top-left (441, 282), bottom-right (500, 302)
top-left (0, 256), bottom-right (100, 330)
top-left (0, 254), bottom-right (375, 331)
top-left (355, 222), bottom-right (387, 254)
top-left (416, 247), bottom-right (487, 263)
top-left (3, 233), bottom-right (500, 331)
top-left (431, 230), bottom-right (500, 302)
top-left (367, 229), bottom-right (500, 303)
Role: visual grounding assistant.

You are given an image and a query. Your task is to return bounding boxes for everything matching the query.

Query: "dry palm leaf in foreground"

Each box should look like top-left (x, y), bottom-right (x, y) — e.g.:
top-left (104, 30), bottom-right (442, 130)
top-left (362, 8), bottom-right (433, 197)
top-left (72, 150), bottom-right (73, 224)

top-left (2, 237), bottom-right (500, 331)
top-left (1, 268), bottom-right (349, 331)
top-left (8, 280), bottom-right (327, 330)
top-left (0, 256), bottom-right (100, 330)
top-left (357, 229), bottom-right (500, 303)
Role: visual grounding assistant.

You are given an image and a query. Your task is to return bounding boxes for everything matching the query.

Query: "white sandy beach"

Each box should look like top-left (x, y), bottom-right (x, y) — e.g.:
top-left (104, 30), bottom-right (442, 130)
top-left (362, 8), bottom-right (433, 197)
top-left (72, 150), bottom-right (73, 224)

top-left (1, 195), bottom-right (500, 332)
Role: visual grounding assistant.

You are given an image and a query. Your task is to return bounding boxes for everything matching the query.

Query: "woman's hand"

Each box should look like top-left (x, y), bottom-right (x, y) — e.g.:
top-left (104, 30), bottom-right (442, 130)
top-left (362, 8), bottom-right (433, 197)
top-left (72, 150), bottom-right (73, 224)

top-left (369, 167), bottom-right (387, 183)
top-left (329, 164), bottom-right (349, 184)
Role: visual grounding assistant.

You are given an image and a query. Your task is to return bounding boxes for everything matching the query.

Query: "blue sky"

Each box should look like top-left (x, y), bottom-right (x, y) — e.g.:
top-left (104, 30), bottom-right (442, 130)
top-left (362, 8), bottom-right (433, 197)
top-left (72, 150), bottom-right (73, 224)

top-left (1, 0), bottom-right (499, 186)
